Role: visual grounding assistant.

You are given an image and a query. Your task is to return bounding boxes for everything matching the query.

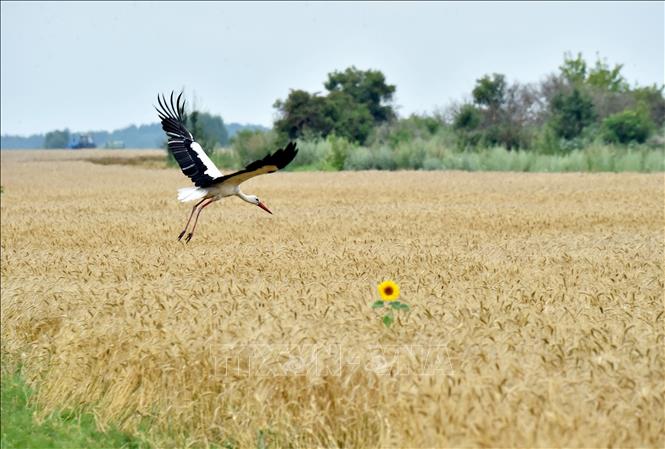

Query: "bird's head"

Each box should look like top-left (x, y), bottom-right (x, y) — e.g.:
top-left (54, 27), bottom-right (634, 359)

top-left (249, 195), bottom-right (272, 215)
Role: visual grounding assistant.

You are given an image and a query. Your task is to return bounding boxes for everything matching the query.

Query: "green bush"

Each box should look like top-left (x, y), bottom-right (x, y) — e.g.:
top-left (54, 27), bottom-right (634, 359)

top-left (291, 138), bottom-right (331, 170)
top-left (344, 147), bottom-right (373, 170)
top-left (326, 135), bottom-right (353, 170)
top-left (602, 109), bottom-right (654, 144)
top-left (560, 150), bottom-right (589, 171)
top-left (422, 156), bottom-right (444, 170)
top-left (615, 150), bottom-right (644, 172)
top-left (483, 146), bottom-right (514, 171)
top-left (645, 125), bottom-right (665, 149)
top-left (394, 139), bottom-right (426, 169)
top-left (341, 145), bottom-right (397, 170)
top-left (584, 145), bottom-right (615, 171)
top-left (232, 129), bottom-right (278, 166)
top-left (643, 149), bottom-right (665, 171)
top-left (371, 115), bottom-right (443, 148)
top-left (373, 146), bottom-right (398, 170)
top-left (210, 148), bottom-right (240, 170)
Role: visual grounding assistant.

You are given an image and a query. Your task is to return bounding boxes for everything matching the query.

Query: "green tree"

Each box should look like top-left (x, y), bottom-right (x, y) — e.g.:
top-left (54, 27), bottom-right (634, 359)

top-left (558, 52), bottom-right (628, 92)
top-left (198, 112), bottom-right (229, 147)
top-left (472, 73), bottom-right (507, 113)
top-left (185, 110), bottom-right (219, 155)
top-left (274, 67), bottom-right (396, 144)
top-left (559, 52), bottom-right (587, 85)
top-left (554, 52), bottom-right (632, 123)
top-left (452, 104), bottom-right (483, 148)
top-left (324, 66), bottom-right (396, 123)
top-left (273, 90), bottom-right (333, 141)
top-left (603, 109), bottom-right (653, 144)
top-left (549, 88), bottom-right (596, 140)
top-left (457, 75), bottom-right (535, 149)
top-left (163, 99), bottom-right (227, 157)
top-left (453, 104), bottom-right (482, 130)
top-left (587, 57), bottom-right (629, 92)
top-left (44, 129), bottom-right (70, 148)
top-left (323, 91), bottom-right (374, 143)
top-left (632, 85), bottom-right (665, 127)
top-left (470, 73), bottom-right (517, 148)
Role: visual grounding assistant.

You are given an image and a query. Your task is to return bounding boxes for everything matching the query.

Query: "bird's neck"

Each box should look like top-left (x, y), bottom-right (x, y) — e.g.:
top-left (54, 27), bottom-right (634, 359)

top-left (236, 190), bottom-right (253, 204)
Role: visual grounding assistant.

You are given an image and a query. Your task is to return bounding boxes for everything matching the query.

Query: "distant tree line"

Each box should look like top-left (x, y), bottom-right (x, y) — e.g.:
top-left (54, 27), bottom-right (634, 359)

top-left (277, 54), bottom-right (663, 151)
top-left (1, 117), bottom-right (267, 149)
top-left (160, 104), bottom-right (230, 157)
top-left (221, 53), bottom-right (663, 172)
top-left (44, 129), bottom-right (71, 149)
top-left (450, 52), bottom-right (664, 152)
top-left (173, 110), bottom-right (229, 155)
top-left (6, 52), bottom-right (663, 174)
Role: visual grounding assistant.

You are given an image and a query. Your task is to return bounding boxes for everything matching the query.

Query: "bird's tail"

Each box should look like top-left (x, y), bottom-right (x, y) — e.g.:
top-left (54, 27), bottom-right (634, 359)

top-left (177, 187), bottom-right (208, 202)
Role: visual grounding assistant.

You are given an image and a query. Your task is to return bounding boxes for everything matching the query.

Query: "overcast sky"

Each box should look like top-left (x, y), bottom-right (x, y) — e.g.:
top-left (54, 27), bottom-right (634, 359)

top-left (1, 1), bottom-right (663, 135)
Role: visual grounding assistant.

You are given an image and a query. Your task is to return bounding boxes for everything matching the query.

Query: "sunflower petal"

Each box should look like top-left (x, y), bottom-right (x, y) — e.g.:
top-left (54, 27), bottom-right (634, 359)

top-left (378, 280), bottom-right (400, 301)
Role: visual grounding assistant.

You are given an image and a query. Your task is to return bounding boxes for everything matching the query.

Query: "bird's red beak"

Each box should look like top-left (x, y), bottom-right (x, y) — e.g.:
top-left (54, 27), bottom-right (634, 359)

top-left (258, 201), bottom-right (273, 214)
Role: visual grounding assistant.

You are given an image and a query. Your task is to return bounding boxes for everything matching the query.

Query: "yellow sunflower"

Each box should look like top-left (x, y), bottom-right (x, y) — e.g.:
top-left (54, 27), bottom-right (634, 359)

top-left (378, 280), bottom-right (400, 301)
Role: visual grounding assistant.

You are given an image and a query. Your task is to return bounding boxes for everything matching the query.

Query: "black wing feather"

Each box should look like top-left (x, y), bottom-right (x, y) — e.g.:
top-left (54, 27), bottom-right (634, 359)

top-left (245, 141), bottom-right (298, 172)
top-left (214, 142), bottom-right (298, 185)
top-left (155, 91), bottom-right (221, 187)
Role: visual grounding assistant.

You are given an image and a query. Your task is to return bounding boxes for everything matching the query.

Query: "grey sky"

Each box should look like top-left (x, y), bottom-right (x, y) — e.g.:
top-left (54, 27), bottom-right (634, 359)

top-left (1, 1), bottom-right (663, 135)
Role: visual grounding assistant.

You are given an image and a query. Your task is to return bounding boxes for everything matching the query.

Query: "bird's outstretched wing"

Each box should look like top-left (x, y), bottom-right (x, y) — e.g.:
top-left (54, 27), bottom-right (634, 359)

top-left (213, 142), bottom-right (298, 187)
top-left (155, 92), bottom-right (223, 187)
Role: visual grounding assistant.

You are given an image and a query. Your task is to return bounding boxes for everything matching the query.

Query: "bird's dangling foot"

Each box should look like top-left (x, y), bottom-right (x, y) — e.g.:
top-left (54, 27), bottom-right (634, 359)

top-left (178, 230), bottom-right (187, 241)
top-left (185, 233), bottom-right (194, 243)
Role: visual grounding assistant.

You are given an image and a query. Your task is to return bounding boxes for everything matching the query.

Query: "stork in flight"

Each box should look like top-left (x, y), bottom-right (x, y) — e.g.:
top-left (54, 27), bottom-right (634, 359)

top-left (156, 92), bottom-right (298, 242)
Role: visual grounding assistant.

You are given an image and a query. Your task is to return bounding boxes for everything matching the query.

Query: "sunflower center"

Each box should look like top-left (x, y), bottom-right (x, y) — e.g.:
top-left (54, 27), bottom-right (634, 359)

top-left (383, 286), bottom-right (394, 296)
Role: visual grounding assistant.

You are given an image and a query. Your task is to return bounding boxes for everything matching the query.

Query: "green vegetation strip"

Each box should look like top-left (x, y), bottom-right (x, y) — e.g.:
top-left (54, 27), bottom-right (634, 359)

top-left (1, 371), bottom-right (146, 449)
top-left (197, 140), bottom-right (665, 173)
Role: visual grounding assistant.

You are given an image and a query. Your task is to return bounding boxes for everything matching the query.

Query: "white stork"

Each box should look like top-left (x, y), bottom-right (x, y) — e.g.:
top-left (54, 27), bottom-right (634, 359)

top-left (156, 92), bottom-right (298, 242)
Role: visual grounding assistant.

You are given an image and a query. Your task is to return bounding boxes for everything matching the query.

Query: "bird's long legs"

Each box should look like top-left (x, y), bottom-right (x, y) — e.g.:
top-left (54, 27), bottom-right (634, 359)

top-left (183, 198), bottom-right (215, 243)
top-left (178, 198), bottom-right (208, 241)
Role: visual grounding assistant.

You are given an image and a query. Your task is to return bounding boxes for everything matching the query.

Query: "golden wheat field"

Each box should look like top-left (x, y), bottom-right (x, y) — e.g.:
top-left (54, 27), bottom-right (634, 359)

top-left (1, 149), bottom-right (664, 448)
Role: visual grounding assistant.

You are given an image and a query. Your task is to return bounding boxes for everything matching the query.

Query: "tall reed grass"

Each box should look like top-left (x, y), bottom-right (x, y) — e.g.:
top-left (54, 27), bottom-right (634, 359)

top-left (210, 134), bottom-right (664, 173)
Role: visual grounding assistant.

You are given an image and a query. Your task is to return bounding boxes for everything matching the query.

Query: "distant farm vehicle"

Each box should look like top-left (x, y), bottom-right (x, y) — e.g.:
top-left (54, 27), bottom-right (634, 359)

top-left (69, 134), bottom-right (96, 149)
